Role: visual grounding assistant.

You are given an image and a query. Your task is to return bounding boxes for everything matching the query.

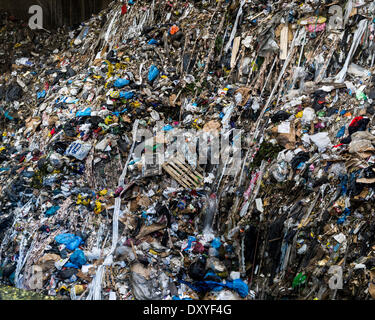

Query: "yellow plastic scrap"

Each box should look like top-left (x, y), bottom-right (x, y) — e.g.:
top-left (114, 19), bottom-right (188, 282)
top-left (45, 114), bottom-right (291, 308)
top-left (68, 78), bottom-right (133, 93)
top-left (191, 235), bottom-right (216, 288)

top-left (115, 63), bottom-right (127, 70)
top-left (94, 200), bottom-right (103, 214)
top-left (74, 285), bottom-right (85, 295)
top-left (76, 194), bottom-right (83, 205)
top-left (110, 91), bottom-right (120, 99)
top-left (149, 249), bottom-right (158, 255)
top-left (131, 101), bottom-right (141, 108)
top-left (99, 189), bottom-right (108, 196)
top-left (56, 285), bottom-right (69, 293)
top-left (77, 194), bottom-right (91, 206)
top-left (104, 116), bottom-right (113, 125)
top-left (104, 60), bottom-right (114, 79)
top-left (296, 111), bottom-right (303, 118)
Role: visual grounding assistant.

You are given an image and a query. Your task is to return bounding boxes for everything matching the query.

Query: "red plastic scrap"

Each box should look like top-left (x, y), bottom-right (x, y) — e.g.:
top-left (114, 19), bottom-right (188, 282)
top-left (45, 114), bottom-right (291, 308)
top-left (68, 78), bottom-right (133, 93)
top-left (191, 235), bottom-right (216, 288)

top-left (349, 116), bottom-right (363, 127)
top-left (121, 4), bottom-right (127, 15)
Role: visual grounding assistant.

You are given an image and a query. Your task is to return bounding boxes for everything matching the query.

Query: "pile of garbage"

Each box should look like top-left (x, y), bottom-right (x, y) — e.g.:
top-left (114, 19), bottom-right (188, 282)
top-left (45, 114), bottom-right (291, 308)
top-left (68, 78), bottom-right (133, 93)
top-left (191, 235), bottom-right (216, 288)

top-left (1, 0), bottom-right (375, 300)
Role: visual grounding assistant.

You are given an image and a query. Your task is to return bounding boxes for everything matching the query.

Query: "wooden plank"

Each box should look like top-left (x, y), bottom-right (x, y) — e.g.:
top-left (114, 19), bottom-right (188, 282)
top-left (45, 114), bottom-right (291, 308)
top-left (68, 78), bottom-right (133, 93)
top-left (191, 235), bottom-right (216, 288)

top-left (174, 154), bottom-right (204, 178)
top-left (162, 155), bottom-right (204, 189)
top-left (172, 157), bottom-right (204, 183)
top-left (169, 162), bottom-right (196, 187)
top-left (166, 161), bottom-right (197, 188)
top-left (167, 165), bottom-right (193, 189)
top-left (280, 25), bottom-right (288, 60)
top-left (230, 36), bottom-right (241, 69)
top-left (162, 164), bottom-right (191, 189)
top-left (173, 157), bottom-right (203, 182)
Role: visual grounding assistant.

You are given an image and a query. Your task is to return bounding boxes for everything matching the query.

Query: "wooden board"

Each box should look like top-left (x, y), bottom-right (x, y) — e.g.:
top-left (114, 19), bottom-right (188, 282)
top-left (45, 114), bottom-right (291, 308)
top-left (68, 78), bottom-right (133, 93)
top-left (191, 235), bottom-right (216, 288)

top-left (230, 36), bottom-right (241, 69)
top-left (280, 25), bottom-right (289, 60)
top-left (162, 155), bottom-right (204, 189)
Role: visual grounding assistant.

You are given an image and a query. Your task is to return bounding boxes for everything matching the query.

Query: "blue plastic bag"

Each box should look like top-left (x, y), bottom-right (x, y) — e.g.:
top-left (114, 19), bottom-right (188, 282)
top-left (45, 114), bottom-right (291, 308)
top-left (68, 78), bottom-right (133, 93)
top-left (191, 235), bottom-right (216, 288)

top-left (226, 279), bottom-right (249, 298)
top-left (183, 236), bottom-right (196, 251)
top-left (119, 91), bottom-right (134, 99)
top-left (76, 107), bottom-right (92, 117)
top-left (148, 65), bottom-right (159, 82)
top-left (64, 262), bottom-right (79, 269)
top-left (55, 233), bottom-right (83, 251)
top-left (112, 108), bottom-right (127, 117)
top-left (211, 237), bottom-right (221, 249)
top-left (204, 271), bottom-right (222, 282)
top-left (336, 126), bottom-right (345, 138)
top-left (148, 39), bottom-right (158, 45)
top-left (45, 206), bottom-right (60, 216)
top-left (179, 278), bottom-right (249, 298)
top-left (69, 249), bottom-right (86, 267)
top-left (114, 78), bottom-right (130, 88)
top-left (162, 124), bottom-right (173, 131)
top-left (337, 208), bottom-right (350, 224)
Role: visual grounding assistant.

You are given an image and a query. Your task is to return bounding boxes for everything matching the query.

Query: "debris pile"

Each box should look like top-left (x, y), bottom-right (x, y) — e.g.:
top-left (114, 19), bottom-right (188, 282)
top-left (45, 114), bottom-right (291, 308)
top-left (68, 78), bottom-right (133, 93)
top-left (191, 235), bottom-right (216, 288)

top-left (1, 0), bottom-right (375, 300)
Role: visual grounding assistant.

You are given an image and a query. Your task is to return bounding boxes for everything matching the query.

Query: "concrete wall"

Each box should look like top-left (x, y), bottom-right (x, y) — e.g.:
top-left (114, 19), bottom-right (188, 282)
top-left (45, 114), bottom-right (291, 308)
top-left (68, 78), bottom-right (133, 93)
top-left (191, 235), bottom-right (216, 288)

top-left (0, 0), bottom-right (113, 28)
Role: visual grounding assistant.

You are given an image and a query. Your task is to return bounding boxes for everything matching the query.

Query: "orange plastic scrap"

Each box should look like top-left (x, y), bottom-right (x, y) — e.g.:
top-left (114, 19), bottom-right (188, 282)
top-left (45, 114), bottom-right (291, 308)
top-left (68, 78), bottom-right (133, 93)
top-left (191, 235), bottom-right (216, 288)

top-left (169, 25), bottom-right (179, 35)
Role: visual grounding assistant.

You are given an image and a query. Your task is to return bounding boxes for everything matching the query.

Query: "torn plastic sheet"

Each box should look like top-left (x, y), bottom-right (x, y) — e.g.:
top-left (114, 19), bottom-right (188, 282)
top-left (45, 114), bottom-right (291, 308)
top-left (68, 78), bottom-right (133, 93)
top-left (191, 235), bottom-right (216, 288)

top-left (224, 0), bottom-right (245, 53)
top-left (334, 18), bottom-right (367, 83)
top-left (104, 11), bottom-right (120, 43)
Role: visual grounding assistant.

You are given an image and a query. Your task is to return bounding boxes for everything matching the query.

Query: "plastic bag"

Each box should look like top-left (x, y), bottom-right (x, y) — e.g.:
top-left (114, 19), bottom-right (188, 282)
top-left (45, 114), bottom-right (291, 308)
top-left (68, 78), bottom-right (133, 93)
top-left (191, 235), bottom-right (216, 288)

top-left (45, 206), bottom-right (60, 216)
top-left (114, 78), bottom-right (130, 88)
top-left (148, 65), bottom-right (159, 82)
top-left (301, 107), bottom-right (316, 124)
top-left (70, 249), bottom-right (87, 267)
top-left (309, 132), bottom-right (332, 151)
top-left (225, 279), bottom-right (249, 298)
top-left (119, 91), bottom-right (134, 99)
top-left (55, 233), bottom-right (83, 251)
